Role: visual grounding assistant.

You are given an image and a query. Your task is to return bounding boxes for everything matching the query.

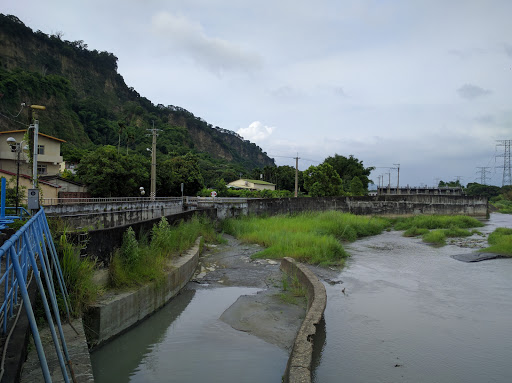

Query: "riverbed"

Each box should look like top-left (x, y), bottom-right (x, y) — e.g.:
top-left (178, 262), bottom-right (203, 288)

top-left (313, 213), bottom-right (512, 382)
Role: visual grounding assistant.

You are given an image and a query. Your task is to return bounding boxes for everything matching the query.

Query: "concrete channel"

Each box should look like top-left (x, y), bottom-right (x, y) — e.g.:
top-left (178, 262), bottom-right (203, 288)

top-left (18, 238), bottom-right (327, 382)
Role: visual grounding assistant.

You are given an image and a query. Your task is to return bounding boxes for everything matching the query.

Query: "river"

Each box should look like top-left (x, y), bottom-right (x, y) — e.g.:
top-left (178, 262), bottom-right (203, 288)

top-left (313, 213), bottom-right (512, 382)
top-left (91, 214), bottom-right (512, 382)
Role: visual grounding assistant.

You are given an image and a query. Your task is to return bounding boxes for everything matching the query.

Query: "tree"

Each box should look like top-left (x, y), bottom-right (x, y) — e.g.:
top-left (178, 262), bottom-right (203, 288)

top-left (303, 163), bottom-right (344, 197)
top-left (349, 176), bottom-right (365, 196)
top-left (323, 154), bottom-right (374, 191)
top-left (156, 152), bottom-right (204, 196)
top-left (76, 145), bottom-right (149, 197)
top-left (465, 183), bottom-right (501, 198)
top-left (439, 180), bottom-right (462, 188)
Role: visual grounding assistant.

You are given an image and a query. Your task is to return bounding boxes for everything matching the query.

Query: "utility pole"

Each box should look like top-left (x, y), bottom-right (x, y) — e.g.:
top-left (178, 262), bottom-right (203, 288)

top-left (476, 167), bottom-right (491, 185)
top-left (386, 172), bottom-right (391, 194)
top-left (392, 163), bottom-right (400, 194)
top-left (496, 140), bottom-right (511, 186)
top-left (294, 154), bottom-right (300, 198)
top-left (147, 121), bottom-right (160, 200)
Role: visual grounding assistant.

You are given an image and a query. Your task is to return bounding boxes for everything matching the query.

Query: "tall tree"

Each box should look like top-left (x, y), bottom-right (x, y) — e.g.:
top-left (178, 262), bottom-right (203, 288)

top-left (323, 154), bottom-right (374, 191)
top-left (76, 145), bottom-right (149, 197)
top-left (303, 163), bottom-right (344, 197)
top-left (157, 152), bottom-right (204, 196)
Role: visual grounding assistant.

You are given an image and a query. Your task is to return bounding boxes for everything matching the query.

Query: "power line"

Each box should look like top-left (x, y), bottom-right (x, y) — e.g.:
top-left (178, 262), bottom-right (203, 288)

top-left (0, 112), bottom-right (30, 128)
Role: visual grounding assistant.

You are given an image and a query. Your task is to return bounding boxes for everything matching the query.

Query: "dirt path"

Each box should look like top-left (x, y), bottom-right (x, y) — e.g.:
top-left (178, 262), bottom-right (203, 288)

top-left (190, 234), bottom-right (308, 351)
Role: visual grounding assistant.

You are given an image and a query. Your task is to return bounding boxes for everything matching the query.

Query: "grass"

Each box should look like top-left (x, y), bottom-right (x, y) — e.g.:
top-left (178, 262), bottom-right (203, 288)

top-left (58, 233), bottom-right (98, 316)
top-left (277, 273), bottom-right (306, 305)
top-left (403, 226), bottom-right (430, 237)
top-left (394, 215), bottom-right (484, 231)
top-left (392, 215), bottom-right (484, 246)
top-left (480, 227), bottom-right (512, 256)
top-left (109, 216), bottom-right (220, 288)
top-left (222, 211), bottom-right (391, 266)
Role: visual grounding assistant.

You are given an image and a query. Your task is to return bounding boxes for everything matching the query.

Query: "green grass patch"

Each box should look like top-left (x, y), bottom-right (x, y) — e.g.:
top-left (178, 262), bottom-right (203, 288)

top-left (422, 229), bottom-right (447, 245)
top-left (481, 227), bottom-right (512, 256)
top-left (109, 216), bottom-right (220, 288)
top-left (403, 226), bottom-right (429, 237)
top-left (491, 199), bottom-right (512, 214)
top-left (394, 215), bottom-right (484, 231)
top-left (222, 211), bottom-right (390, 266)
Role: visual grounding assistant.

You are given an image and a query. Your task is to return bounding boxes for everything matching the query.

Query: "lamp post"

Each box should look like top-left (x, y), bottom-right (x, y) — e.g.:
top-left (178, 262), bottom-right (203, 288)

top-left (30, 105), bottom-right (45, 189)
top-left (6, 137), bottom-right (27, 214)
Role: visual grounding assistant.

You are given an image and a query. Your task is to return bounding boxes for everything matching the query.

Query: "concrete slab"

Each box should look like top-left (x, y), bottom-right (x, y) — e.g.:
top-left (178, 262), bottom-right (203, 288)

top-left (20, 317), bottom-right (94, 383)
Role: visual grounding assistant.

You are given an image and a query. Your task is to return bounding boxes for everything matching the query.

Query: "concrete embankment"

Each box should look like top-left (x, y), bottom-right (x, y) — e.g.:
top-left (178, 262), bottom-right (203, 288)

top-left (280, 257), bottom-right (327, 383)
top-left (83, 237), bottom-right (201, 348)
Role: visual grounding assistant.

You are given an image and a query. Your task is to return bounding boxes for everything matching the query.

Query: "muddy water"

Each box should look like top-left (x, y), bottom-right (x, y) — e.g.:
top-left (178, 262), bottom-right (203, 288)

top-left (91, 286), bottom-right (287, 382)
top-left (313, 214), bottom-right (512, 383)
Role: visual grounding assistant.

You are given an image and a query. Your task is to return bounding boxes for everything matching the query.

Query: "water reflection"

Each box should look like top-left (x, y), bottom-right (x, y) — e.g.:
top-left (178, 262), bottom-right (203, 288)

top-left (92, 286), bottom-right (288, 383)
top-left (91, 289), bottom-right (196, 382)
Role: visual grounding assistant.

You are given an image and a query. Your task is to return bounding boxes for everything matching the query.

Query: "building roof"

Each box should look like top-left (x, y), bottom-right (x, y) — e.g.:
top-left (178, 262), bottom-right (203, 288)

top-left (0, 130), bottom-right (66, 143)
top-left (239, 179), bottom-right (275, 185)
top-left (0, 169), bottom-right (61, 188)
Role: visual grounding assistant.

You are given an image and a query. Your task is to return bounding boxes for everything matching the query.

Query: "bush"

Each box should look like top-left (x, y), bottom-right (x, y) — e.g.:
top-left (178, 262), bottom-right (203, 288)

top-left (109, 216), bottom-right (219, 288)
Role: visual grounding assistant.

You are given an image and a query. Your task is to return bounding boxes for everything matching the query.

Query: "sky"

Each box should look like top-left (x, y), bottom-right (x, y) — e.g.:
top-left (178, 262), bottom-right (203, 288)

top-left (3, 0), bottom-right (512, 188)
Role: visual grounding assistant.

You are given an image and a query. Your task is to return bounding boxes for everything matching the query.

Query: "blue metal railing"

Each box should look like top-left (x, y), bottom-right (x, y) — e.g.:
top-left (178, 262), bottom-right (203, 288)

top-left (0, 207), bottom-right (76, 382)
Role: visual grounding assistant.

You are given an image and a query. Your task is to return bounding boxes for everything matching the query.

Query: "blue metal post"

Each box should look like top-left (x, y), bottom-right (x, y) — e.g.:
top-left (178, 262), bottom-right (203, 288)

top-left (7, 246), bottom-right (52, 382)
top-left (22, 230), bottom-right (70, 383)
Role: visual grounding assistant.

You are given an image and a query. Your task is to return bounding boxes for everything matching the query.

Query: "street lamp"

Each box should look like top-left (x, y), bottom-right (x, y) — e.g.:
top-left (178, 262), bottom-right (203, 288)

top-left (6, 137), bottom-right (27, 214)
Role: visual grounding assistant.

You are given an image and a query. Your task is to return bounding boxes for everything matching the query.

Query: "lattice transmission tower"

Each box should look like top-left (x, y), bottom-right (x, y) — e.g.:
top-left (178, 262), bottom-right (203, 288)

top-left (496, 140), bottom-right (512, 186)
top-left (476, 167), bottom-right (491, 185)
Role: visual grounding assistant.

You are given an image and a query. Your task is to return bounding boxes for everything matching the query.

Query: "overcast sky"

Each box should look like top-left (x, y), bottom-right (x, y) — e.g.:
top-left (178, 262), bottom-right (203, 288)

top-left (4, 0), bottom-right (512, 187)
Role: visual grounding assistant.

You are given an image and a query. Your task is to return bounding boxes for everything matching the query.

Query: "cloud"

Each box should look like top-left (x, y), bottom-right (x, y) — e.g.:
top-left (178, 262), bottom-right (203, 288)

top-left (237, 121), bottom-right (275, 142)
top-left (151, 11), bottom-right (262, 74)
top-left (504, 43), bottom-right (512, 58)
top-left (457, 84), bottom-right (492, 100)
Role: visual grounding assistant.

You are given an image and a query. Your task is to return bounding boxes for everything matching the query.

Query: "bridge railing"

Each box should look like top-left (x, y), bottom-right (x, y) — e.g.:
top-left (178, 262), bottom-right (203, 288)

top-left (0, 208), bottom-right (75, 382)
top-left (41, 196), bottom-right (183, 205)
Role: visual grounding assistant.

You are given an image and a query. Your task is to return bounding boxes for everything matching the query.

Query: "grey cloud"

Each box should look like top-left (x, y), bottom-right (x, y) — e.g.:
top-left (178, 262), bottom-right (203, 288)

top-left (505, 43), bottom-right (512, 58)
top-left (457, 84), bottom-right (491, 100)
top-left (475, 114), bottom-right (495, 124)
top-left (151, 11), bottom-right (262, 75)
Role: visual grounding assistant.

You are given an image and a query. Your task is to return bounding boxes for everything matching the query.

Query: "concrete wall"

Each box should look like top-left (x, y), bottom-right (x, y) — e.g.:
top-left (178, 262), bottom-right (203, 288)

top-left (71, 209), bottom-right (216, 266)
top-left (244, 195), bottom-right (488, 218)
top-left (280, 257), bottom-right (327, 383)
top-left (83, 238), bottom-right (202, 349)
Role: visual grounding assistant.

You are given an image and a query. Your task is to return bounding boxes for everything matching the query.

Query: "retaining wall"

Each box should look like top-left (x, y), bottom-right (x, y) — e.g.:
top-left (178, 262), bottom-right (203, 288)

top-left (83, 238), bottom-right (202, 349)
top-left (280, 257), bottom-right (327, 383)
top-left (70, 209), bottom-right (216, 266)
top-left (245, 195), bottom-right (488, 218)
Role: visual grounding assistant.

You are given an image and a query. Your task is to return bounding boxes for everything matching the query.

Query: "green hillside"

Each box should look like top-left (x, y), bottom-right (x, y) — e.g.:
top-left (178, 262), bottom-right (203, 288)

top-left (0, 14), bottom-right (274, 189)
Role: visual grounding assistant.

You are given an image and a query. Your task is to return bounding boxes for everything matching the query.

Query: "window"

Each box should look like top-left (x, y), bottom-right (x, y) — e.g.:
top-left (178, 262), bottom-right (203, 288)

top-left (37, 145), bottom-right (45, 155)
top-left (37, 164), bottom-right (47, 175)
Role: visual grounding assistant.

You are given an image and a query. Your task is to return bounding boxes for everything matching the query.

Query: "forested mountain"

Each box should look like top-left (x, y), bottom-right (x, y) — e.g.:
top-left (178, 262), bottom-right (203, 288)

top-left (0, 14), bottom-right (274, 184)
